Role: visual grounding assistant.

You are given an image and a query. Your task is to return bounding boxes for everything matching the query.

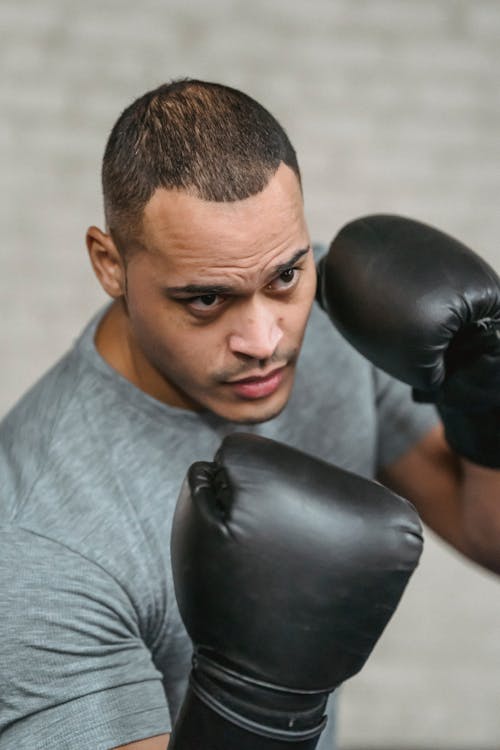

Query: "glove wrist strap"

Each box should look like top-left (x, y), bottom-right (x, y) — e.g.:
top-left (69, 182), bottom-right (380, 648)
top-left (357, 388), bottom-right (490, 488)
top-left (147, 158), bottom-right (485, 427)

top-left (437, 403), bottom-right (500, 468)
top-left (170, 652), bottom-right (328, 747)
top-left (413, 388), bottom-right (500, 468)
top-left (170, 678), bottom-right (326, 749)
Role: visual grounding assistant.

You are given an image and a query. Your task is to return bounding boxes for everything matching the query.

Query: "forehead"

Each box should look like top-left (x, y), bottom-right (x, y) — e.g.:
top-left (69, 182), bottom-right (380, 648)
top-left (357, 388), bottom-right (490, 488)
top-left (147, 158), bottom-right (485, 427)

top-left (139, 164), bottom-right (307, 277)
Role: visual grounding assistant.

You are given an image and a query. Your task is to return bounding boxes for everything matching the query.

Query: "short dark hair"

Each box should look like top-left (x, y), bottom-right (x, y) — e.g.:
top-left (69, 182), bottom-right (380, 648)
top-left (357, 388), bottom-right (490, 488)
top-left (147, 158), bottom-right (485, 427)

top-left (102, 78), bottom-right (301, 253)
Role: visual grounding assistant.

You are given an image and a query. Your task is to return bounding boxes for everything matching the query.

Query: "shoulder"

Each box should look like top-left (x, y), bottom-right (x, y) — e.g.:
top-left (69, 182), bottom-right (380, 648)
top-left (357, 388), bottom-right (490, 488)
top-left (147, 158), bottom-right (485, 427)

top-left (0, 323), bottom-right (173, 628)
top-left (0, 341), bottom-right (123, 568)
top-left (0, 308), bottom-right (109, 472)
top-left (0, 310), bottom-right (119, 521)
top-left (0, 349), bottom-right (82, 511)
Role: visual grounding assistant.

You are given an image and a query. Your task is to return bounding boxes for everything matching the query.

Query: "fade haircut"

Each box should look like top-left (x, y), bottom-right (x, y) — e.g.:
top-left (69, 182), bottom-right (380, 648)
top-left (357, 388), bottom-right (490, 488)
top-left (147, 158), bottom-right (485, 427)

top-left (102, 78), bottom-right (301, 254)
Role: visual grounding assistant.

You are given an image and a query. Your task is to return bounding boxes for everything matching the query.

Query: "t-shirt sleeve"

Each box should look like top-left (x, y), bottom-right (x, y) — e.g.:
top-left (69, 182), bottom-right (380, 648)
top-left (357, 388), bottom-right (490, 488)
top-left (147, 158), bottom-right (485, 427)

top-left (0, 527), bottom-right (170, 750)
top-left (373, 366), bottom-right (440, 471)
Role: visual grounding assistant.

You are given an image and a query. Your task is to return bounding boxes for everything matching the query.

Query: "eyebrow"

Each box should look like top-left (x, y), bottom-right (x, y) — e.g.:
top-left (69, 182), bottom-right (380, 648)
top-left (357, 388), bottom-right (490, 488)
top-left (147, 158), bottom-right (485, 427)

top-left (164, 247), bottom-right (311, 296)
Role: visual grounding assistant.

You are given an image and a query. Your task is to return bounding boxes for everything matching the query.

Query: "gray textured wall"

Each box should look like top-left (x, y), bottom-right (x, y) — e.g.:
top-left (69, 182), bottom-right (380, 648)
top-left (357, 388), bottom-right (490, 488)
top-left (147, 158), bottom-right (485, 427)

top-left (1, 1), bottom-right (499, 747)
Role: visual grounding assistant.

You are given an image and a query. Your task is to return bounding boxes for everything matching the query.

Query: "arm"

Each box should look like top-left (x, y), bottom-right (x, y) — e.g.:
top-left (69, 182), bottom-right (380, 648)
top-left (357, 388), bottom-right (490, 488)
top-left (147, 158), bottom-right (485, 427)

top-left (0, 528), bottom-right (171, 749)
top-left (115, 735), bottom-right (170, 749)
top-left (317, 213), bottom-right (500, 575)
top-left (379, 423), bottom-right (500, 575)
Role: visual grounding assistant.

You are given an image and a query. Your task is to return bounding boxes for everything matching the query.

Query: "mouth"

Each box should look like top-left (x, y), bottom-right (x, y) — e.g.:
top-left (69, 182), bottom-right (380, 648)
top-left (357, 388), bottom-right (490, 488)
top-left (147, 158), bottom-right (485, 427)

top-left (226, 366), bottom-right (287, 400)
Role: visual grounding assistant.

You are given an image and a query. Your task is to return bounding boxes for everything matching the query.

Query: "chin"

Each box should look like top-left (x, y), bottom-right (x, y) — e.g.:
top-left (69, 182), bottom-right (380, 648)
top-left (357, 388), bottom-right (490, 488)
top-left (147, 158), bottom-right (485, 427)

top-left (213, 388), bottom-right (291, 425)
top-left (231, 406), bottom-right (288, 425)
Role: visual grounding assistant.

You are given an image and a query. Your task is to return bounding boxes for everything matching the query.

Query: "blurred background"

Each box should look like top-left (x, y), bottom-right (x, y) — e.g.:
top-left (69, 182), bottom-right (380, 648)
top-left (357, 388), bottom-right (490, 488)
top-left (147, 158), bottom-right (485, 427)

top-left (1, 1), bottom-right (499, 747)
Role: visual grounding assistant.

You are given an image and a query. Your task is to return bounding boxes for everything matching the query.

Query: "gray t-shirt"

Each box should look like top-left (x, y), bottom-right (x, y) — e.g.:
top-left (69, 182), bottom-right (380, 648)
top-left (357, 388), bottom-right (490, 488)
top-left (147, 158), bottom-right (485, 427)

top-left (0, 300), bottom-right (438, 749)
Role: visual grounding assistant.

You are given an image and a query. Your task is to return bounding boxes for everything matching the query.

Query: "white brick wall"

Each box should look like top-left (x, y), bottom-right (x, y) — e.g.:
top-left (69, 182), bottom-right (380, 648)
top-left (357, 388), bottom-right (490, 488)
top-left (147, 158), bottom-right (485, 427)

top-left (1, 1), bottom-right (499, 746)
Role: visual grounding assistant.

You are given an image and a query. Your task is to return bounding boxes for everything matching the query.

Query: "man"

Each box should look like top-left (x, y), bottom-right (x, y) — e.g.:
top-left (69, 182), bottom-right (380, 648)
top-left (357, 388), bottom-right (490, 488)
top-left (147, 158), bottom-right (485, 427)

top-left (0, 79), bottom-right (498, 749)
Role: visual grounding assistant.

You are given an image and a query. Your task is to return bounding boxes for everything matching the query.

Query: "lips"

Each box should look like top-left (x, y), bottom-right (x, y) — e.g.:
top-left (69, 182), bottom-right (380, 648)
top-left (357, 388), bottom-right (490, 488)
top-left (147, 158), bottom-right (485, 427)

top-left (227, 367), bottom-right (286, 400)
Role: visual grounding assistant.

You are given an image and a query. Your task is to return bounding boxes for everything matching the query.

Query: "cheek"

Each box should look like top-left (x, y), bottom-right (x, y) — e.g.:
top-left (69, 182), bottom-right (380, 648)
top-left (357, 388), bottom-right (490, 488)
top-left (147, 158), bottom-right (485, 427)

top-left (298, 271), bottom-right (317, 321)
top-left (125, 289), bottom-right (183, 361)
top-left (287, 291), bottom-right (315, 335)
top-left (137, 306), bottom-right (227, 375)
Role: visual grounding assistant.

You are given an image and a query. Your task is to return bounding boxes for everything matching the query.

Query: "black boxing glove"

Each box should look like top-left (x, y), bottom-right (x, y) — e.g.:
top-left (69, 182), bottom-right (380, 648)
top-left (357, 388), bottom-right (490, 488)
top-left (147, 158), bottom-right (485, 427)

top-left (170, 433), bottom-right (423, 749)
top-left (317, 214), bottom-right (500, 468)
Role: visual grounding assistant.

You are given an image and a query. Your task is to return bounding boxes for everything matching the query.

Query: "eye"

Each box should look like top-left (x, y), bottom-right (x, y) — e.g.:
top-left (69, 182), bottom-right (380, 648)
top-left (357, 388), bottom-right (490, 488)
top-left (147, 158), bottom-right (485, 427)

top-left (280, 268), bottom-right (295, 283)
top-left (269, 267), bottom-right (300, 291)
top-left (198, 293), bottom-right (218, 307)
top-left (188, 293), bottom-right (224, 312)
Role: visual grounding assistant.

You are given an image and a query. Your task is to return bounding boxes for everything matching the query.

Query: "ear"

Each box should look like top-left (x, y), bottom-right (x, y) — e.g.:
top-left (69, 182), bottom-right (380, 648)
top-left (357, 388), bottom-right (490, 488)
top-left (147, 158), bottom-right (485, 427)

top-left (86, 226), bottom-right (126, 298)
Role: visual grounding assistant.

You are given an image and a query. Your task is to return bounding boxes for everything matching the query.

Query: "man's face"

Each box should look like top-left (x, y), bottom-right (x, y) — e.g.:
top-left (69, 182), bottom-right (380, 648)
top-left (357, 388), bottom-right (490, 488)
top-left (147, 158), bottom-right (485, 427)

top-left (122, 163), bottom-right (316, 423)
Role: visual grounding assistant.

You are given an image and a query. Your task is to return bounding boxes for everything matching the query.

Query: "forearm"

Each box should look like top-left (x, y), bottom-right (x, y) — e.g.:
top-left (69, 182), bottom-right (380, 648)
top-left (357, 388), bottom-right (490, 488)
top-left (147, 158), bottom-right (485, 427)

top-left (379, 425), bottom-right (500, 576)
top-left (459, 458), bottom-right (500, 575)
top-left (114, 733), bottom-right (170, 749)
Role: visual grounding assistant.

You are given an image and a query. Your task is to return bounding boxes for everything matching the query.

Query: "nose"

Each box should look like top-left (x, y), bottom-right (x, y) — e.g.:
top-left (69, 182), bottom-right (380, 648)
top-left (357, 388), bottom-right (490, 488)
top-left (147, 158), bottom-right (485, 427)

top-left (228, 299), bottom-right (283, 361)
